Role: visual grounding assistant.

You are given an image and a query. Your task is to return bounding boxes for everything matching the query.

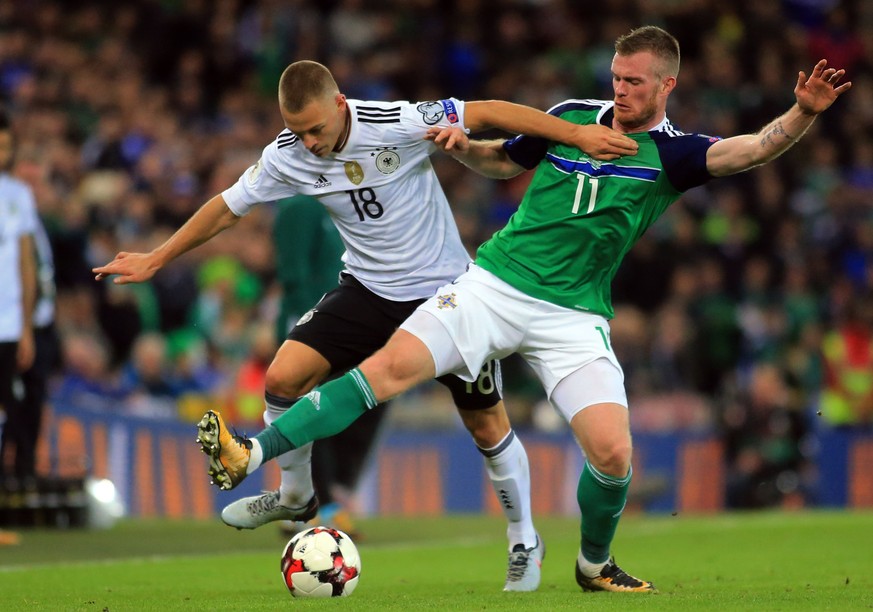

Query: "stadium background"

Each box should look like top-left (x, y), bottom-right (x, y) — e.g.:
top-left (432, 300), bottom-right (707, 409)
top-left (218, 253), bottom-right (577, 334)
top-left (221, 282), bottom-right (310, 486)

top-left (1, 0), bottom-right (872, 521)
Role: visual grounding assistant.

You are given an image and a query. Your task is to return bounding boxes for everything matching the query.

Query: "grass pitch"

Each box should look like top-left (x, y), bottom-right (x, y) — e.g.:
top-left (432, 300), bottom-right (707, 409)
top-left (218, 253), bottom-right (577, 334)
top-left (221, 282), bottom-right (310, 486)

top-left (0, 511), bottom-right (871, 610)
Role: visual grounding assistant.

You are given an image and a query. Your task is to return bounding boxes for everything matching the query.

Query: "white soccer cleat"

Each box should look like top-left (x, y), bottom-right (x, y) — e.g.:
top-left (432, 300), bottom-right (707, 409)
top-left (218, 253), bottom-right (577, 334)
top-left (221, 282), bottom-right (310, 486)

top-left (220, 489), bottom-right (319, 530)
top-left (503, 533), bottom-right (545, 592)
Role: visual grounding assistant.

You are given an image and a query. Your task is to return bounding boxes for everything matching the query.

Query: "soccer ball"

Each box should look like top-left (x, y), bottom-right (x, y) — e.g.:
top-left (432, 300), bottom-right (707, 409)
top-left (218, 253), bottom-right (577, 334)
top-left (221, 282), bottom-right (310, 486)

top-left (280, 526), bottom-right (361, 597)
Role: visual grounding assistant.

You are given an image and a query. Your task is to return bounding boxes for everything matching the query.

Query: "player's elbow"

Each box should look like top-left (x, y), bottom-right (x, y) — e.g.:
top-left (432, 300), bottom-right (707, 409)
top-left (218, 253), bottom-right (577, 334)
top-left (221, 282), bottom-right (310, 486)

top-left (708, 147), bottom-right (764, 177)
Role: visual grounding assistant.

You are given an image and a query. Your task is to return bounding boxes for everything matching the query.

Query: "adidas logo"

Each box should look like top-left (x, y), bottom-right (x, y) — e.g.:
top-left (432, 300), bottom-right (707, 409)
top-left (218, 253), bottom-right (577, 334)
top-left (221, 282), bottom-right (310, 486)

top-left (306, 390), bottom-right (322, 410)
top-left (313, 174), bottom-right (331, 188)
top-left (498, 488), bottom-right (515, 510)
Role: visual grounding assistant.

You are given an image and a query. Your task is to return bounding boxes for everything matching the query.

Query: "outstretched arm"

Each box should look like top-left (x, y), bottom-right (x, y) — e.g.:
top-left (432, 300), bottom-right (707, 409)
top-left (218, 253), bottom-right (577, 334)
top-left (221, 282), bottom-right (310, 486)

top-left (706, 59), bottom-right (851, 177)
top-left (93, 193), bottom-right (241, 284)
top-left (463, 100), bottom-right (638, 161)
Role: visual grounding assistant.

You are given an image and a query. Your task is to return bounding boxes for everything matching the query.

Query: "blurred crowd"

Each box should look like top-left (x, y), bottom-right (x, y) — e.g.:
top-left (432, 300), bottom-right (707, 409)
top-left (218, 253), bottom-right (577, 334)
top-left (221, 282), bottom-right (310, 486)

top-left (2, 0), bottom-right (873, 509)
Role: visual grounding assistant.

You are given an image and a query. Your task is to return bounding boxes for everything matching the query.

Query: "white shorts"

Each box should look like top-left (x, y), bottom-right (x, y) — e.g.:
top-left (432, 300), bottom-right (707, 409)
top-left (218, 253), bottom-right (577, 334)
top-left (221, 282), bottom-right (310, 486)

top-left (400, 264), bottom-right (626, 403)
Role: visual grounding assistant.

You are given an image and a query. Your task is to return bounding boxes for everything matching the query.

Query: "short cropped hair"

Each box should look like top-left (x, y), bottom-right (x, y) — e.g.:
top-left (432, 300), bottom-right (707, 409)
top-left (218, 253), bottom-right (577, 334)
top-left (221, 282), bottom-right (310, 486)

top-left (615, 26), bottom-right (680, 78)
top-left (278, 61), bottom-right (340, 112)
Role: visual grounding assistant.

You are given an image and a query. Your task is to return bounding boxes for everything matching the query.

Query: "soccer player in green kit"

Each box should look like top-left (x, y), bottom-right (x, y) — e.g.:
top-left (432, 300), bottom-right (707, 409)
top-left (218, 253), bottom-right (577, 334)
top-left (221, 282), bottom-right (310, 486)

top-left (198, 26), bottom-right (851, 592)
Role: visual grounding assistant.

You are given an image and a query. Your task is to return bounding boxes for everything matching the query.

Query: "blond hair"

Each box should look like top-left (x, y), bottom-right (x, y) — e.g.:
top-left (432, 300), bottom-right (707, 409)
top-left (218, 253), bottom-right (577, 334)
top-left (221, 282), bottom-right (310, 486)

top-left (278, 61), bottom-right (339, 112)
top-left (615, 26), bottom-right (680, 78)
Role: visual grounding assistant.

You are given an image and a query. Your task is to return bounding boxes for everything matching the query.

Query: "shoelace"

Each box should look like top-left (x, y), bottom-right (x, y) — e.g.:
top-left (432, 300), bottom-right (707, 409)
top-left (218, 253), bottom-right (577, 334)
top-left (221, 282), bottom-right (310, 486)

top-left (246, 491), bottom-right (280, 516)
top-left (603, 563), bottom-right (643, 587)
top-left (229, 427), bottom-right (251, 449)
top-left (506, 548), bottom-right (533, 582)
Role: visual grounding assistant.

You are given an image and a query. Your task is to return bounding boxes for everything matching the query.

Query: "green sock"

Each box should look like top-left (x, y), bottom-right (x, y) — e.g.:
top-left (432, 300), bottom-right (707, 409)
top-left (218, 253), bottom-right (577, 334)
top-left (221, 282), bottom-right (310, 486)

top-left (577, 461), bottom-right (631, 564)
top-left (260, 368), bottom-right (377, 459)
top-left (253, 426), bottom-right (293, 464)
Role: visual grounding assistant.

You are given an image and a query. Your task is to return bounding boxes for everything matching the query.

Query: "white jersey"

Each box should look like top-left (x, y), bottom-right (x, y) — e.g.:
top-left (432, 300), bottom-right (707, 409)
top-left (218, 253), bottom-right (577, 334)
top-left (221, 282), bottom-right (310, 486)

top-left (223, 98), bottom-right (472, 301)
top-left (0, 173), bottom-right (38, 341)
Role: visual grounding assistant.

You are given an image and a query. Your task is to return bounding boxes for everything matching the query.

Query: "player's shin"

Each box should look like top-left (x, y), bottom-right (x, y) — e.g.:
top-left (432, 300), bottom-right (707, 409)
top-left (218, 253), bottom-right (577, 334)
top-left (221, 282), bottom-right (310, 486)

top-left (265, 395), bottom-right (315, 507)
top-left (576, 461), bottom-right (631, 572)
top-left (479, 430), bottom-right (537, 549)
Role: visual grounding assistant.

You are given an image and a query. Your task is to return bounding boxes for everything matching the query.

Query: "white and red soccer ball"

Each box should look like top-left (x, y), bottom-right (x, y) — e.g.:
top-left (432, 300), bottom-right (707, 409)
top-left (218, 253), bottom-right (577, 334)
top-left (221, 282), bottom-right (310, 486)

top-left (280, 526), bottom-right (361, 598)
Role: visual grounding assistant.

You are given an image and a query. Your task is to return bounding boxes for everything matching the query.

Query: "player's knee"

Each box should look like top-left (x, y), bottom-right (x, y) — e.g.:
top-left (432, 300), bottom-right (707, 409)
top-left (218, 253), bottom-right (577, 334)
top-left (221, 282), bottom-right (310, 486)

top-left (458, 408), bottom-right (509, 448)
top-left (264, 363), bottom-right (317, 399)
top-left (362, 347), bottom-right (430, 399)
top-left (366, 352), bottom-right (408, 387)
top-left (587, 440), bottom-right (632, 477)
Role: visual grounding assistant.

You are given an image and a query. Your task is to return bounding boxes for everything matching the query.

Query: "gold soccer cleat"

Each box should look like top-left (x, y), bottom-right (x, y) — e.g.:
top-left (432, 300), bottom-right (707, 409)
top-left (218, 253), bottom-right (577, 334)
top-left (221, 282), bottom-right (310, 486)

top-left (196, 410), bottom-right (251, 491)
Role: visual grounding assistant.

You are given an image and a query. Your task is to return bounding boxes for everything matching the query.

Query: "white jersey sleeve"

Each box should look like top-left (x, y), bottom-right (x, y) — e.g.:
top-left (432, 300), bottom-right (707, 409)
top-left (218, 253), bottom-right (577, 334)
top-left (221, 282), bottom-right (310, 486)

top-left (222, 136), bottom-right (301, 216)
top-left (397, 98), bottom-right (467, 141)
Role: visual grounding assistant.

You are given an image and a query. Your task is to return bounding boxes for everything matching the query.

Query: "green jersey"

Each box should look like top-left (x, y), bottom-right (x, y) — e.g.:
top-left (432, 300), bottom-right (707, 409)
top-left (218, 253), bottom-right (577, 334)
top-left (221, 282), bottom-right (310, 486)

top-left (476, 100), bottom-right (719, 319)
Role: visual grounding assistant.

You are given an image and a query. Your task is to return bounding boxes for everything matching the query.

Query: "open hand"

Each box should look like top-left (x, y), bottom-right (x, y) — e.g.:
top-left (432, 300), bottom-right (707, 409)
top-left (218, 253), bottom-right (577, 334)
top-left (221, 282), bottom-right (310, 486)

top-left (795, 59), bottom-right (852, 115)
top-left (572, 124), bottom-right (638, 160)
top-left (93, 251), bottom-right (158, 284)
top-left (425, 126), bottom-right (470, 153)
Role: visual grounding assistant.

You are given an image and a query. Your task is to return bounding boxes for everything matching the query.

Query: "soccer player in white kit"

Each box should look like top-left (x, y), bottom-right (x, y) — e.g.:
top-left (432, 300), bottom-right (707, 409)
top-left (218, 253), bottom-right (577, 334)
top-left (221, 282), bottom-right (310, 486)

top-left (94, 60), bottom-right (638, 591)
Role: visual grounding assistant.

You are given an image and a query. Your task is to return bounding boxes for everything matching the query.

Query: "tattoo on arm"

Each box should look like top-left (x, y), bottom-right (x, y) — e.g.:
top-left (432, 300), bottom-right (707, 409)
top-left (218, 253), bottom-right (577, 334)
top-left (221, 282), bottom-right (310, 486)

top-left (759, 120), bottom-right (796, 148)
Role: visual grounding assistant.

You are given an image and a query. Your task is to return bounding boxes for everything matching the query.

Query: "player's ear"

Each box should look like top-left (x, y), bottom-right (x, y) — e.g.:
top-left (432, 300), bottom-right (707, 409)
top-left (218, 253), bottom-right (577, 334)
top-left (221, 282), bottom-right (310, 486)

top-left (661, 76), bottom-right (677, 95)
top-left (335, 93), bottom-right (346, 110)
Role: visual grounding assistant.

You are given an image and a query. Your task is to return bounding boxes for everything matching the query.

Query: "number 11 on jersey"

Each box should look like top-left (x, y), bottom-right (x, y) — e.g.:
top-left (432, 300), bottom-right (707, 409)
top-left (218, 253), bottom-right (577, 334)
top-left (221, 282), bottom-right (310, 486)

top-left (572, 173), bottom-right (599, 215)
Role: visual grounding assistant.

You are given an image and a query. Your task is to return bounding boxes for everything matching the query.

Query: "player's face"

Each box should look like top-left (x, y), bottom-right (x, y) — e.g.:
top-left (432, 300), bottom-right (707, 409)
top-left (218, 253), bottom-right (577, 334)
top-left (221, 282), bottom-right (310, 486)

top-left (611, 51), bottom-right (673, 132)
top-left (281, 94), bottom-right (348, 157)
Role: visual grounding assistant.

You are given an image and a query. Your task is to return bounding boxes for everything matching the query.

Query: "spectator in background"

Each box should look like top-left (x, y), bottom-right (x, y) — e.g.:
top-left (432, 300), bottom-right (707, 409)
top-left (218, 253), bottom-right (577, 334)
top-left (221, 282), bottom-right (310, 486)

top-left (722, 363), bottom-right (810, 508)
top-left (166, 329), bottom-right (224, 398)
top-left (228, 321), bottom-right (276, 429)
top-left (0, 110), bottom-right (36, 481)
top-left (118, 332), bottom-right (178, 418)
top-left (52, 332), bottom-right (121, 413)
top-left (690, 258), bottom-right (742, 394)
top-left (820, 294), bottom-right (873, 426)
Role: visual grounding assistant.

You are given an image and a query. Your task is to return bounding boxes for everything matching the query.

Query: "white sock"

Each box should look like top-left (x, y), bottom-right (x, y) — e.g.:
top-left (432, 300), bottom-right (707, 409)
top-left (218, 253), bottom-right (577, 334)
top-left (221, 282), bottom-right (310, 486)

top-left (264, 402), bottom-right (315, 507)
top-left (275, 443), bottom-right (315, 507)
top-left (479, 430), bottom-right (537, 550)
top-left (246, 439), bottom-right (263, 474)
top-left (577, 551), bottom-right (608, 578)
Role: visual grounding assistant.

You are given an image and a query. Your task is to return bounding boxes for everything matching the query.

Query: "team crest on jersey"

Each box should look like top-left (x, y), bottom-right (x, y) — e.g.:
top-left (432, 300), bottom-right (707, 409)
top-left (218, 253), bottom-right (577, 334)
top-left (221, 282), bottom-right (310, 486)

top-left (580, 154), bottom-right (602, 170)
top-left (417, 101), bottom-right (445, 125)
top-left (344, 161), bottom-right (364, 185)
top-left (373, 147), bottom-right (400, 174)
top-left (436, 293), bottom-right (458, 310)
top-left (247, 159), bottom-right (263, 185)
